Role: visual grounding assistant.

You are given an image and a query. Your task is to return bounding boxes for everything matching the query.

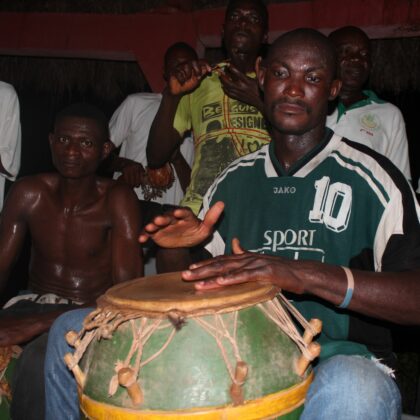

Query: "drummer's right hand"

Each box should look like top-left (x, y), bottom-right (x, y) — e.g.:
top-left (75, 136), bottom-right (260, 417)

top-left (168, 59), bottom-right (212, 96)
top-left (139, 201), bottom-right (224, 248)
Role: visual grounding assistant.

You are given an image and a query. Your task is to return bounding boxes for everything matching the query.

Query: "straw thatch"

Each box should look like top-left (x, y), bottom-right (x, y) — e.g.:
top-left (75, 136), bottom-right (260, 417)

top-left (0, 36), bottom-right (419, 108)
top-left (0, 55), bottom-right (148, 114)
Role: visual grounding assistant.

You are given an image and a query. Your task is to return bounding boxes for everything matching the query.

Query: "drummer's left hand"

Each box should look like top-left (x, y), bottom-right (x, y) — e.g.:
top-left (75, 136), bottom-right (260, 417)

top-left (139, 201), bottom-right (224, 249)
top-left (182, 238), bottom-right (305, 295)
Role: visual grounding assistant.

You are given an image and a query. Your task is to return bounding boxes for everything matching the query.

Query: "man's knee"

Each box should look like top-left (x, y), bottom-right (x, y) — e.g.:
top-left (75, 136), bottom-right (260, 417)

top-left (49, 308), bottom-right (93, 340)
top-left (303, 355), bottom-right (401, 419)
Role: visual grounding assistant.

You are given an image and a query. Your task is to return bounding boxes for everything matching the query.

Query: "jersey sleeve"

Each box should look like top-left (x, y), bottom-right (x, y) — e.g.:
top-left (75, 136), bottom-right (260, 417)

top-left (386, 106), bottom-right (411, 181)
top-left (0, 83), bottom-right (21, 180)
top-left (173, 94), bottom-right (192, 138)
top-left (377, 178), bottom-right (420, 272)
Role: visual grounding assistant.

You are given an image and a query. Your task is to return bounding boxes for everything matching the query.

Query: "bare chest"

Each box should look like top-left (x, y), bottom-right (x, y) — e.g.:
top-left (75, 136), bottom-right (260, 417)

top-left (28, 198), bottom-right (112, 259)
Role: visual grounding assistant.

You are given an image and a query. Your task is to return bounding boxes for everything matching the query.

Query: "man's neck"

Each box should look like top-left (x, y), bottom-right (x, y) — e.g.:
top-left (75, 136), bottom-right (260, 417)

top-left (339, 86), bottom-right (367, 108)
top-left (272, 124), bottom-right (326, 172)
top-left (58, 176), bottom-right (99, 212)
top-left (228, 50), bottom-right (258, 74)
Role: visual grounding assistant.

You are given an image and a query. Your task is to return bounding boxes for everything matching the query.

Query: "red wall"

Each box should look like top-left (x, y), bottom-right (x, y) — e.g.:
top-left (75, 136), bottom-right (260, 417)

top-left (1, 0), bottom-right (419, 92)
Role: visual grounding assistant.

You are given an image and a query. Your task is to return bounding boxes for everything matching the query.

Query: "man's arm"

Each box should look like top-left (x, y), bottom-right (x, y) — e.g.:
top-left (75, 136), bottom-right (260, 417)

top-left (0, 179), bottom-right (30, 295)
top-left (182, 239), bottom-right (420, 326)
top-left (107, 153), bottom-right (146, 189)
top-left (147, 60), bottom-right (211, 168)
top-left (109, 184), bottom-right (144, 281)
top-left (170, 147), bottom-right (191, 193)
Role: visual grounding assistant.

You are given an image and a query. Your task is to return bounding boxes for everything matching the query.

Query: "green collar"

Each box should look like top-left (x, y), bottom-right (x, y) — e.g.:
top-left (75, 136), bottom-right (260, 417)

top-left (336, 90), bottom-right (386, 121)
top-left (269, 128), bottom-right (334, 176)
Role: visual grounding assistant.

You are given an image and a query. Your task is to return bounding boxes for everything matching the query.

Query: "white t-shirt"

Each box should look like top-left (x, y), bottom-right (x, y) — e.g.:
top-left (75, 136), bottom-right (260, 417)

top-left (0, 81), bottom-right (21, 211)
top-left (109, 92), bottom-right (194, 205)
top-left (327, 90), bottom-right (411, 181)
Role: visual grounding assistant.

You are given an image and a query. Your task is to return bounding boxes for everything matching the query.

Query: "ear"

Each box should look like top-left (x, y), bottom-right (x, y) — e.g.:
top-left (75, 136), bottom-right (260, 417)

top-left (48, 133), bottom-right (54, 147)
top-left (101, 140), bottom-right (114, 160)
top-left (328, 79), bottom-right (342, 101)
top-left (255, 56), bottom-right (265, 92)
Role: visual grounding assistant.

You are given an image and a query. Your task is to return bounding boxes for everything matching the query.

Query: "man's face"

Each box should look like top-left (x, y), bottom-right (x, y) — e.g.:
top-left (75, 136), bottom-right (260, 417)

top-left (223, 0), bottom-right (267, 58)
top-left (332, 29), bottom-right (371, 90)
top-left (164, 48), bottom-right (197, 81)
top-left (257, 39), bottom-right (341, 135)
top-left (49, 116), bottom-right (110, 179)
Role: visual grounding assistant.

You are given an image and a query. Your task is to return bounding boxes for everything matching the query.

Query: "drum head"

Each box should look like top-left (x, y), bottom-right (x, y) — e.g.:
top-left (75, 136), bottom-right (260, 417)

top-left (97, 272), bottom-right (279, 316)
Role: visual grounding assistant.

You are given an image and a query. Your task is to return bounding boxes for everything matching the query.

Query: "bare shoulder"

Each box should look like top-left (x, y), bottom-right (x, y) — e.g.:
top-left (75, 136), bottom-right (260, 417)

top-left (98, 178), bottom-right (142, 228)
top-left (98, 178), bottom-right (140, 207)
top-left (1, 173), bottom-right (58, 219)
top-left (6, 173), bottom-right (57, 200)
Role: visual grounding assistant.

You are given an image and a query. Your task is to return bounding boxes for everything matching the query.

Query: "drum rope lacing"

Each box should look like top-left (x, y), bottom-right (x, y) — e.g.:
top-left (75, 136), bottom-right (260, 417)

top-left (68, 292), bottom-right (320, 406)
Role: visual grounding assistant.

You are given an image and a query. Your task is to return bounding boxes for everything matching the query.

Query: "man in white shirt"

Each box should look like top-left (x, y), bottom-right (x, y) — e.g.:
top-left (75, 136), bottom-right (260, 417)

top-left (108, 42), bottom-right (197, 206)
top-left (108, 42), bottom-right (197, 274)
top-left (327, 26), bottom-right (411, 182)
top-left (0, 81), bottom-right (21, 211)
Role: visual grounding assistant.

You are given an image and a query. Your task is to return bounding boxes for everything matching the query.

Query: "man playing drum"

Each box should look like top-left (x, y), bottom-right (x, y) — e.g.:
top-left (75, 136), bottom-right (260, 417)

top-left (0, 104), bottom-right (143, 419)
top-left (139, 29), bottom-right (420, 419)
top-left (45, 30), bottom-right (420, 419)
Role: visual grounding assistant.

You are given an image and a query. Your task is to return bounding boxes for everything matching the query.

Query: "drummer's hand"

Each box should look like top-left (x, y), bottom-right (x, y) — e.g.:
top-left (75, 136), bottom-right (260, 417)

top-left (139, 201), bottom-right (225, 248)
top-left (182, 238), bottom-right (305, 294)
top-left (168, 59), bottom-right (212, 96)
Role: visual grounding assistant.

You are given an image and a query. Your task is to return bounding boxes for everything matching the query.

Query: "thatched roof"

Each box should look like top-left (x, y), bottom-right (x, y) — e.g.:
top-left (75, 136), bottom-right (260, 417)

top-left (1, 36), bottom-right (419, 110)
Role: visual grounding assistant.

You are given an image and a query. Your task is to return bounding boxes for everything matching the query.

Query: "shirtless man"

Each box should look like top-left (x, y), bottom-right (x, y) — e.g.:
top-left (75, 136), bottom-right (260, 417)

top-left (0, 103), bottom-right (143, 420)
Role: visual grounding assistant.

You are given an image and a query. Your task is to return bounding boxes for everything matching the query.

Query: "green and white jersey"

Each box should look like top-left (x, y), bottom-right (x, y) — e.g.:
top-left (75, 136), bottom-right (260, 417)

top-left (174, 62), bottom-right (271, 215)
top-left (201, 129), bottom-right (420, 366)
top-left (327, 90), bottom-right (411, 180)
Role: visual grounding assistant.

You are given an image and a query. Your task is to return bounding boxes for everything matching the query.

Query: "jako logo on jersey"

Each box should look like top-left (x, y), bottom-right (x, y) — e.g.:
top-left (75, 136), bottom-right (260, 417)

top-left (273, 186), bottom-right (296, 194)
top-left (263, 229), bottom-right (316, 251)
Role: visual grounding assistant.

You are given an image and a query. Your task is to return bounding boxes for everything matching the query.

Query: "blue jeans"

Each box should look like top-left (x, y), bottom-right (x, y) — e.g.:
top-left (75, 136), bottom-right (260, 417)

top-left (45, 310), bottom-right (402, 420)
top-left (301, 355), bottom-right (402, 420)
top-left (44, 308), bottom-right (92, 420)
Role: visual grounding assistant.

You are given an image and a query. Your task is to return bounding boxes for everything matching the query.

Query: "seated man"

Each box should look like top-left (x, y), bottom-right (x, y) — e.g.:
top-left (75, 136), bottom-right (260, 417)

top-left (45, 30), bottom-right (420, 419)
top-left (0, 103), bottom-right (143, 420)
top-left (140, 29), bottom-right (420, 419)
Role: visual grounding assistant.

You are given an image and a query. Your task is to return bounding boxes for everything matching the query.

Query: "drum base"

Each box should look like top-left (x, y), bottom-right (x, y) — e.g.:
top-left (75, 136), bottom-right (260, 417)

top-left (80, 371), bottom-right (312, 420)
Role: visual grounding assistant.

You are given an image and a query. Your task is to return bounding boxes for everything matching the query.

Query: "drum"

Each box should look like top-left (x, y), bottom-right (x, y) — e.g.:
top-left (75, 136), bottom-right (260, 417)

top-left (65, 272), bottom-right (322, 419)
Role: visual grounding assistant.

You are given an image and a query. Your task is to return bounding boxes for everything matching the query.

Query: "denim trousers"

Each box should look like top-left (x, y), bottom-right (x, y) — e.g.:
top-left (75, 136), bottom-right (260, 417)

top-left (45, 309), bottom-right (402, 420)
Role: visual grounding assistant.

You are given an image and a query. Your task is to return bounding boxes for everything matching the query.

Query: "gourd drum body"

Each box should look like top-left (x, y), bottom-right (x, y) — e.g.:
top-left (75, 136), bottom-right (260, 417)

top-left (65, 273), bottom-right (319, 419)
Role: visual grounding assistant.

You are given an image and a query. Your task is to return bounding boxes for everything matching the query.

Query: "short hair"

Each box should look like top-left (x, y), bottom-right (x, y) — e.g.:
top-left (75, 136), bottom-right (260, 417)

top-left (54, 103), bottom-right (109, 140)
top-left (328, 26), bottom-right (370, 44)
top-left (163, 42), bottom-right (197, 68)
top-left (268, 28), bottom-right (337, 79)
top-left (225, 0), bottom-right (269, 32)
